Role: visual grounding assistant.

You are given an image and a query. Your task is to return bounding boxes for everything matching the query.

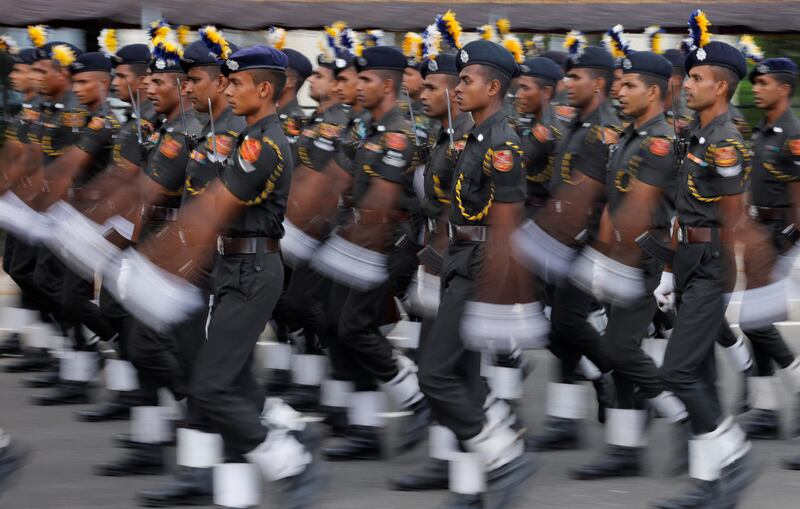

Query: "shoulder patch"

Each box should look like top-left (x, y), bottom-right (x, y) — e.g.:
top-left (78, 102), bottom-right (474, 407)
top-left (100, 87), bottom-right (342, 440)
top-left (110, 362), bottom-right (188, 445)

top-left (209, 135), bottom-right (236, 158)
top-left (454, 139), bottom-right (467, 152)
top-left (159, 136), bottom-right (182, 159)
top-left (384, 132), bottom-right (408, 151)
top-left (62, 112), bottom-right (86, 128)
top-left (789, 139), bottom-right (800, 157)
top-left (239, 137), bottom-right (262, 163)
top-left (602, 127), bottom-right (620, 145)
top-left (532, 124), bottom-right (550, 144)
top-left (285, 117), bottom-right (301, 136)
top-left (88, 116), bottom-right (105, 131)
top-left (648, 137), bottom-right (671, 157)
top-left (319, 123), bottom-right (342, 139)
top-left (492, 149), bottom-right (514, 172)
top-left (554, 105), bottom-right (576, 122)
top-left (713, 145), bottom-right (738, 167)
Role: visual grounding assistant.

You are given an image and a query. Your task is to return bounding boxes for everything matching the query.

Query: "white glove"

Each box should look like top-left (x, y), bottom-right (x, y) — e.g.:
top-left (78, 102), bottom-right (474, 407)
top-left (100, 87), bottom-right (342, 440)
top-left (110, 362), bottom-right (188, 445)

top-left (654, 271), bottom-right (675, 311)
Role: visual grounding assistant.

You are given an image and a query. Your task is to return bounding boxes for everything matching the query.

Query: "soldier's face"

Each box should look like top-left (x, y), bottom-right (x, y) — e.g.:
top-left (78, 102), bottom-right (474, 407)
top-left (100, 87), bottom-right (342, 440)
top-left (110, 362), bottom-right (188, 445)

top-left (334, 67), bottom-right (359, 106)
top-left (72, 72), bottom-right (108, 107)
top-left (9, 63), bottom-right (35, 94)
top-left (147, 73), bottom-right (181, 114)
top-left (564, 68), bottom-right (594, 108)
top-left (111, 66), bottom-right (136, 102)
top-left (610, 68), bottom-right (624, 100)
top-left (32, 59), bottom-right (66, 97)
top-left (357, 70), bottom-right (386, 110)
top-left (684, 66), bottom-right (718, 111)
top-left (515, 76), bottom-right (548, 115)
top-left (455, 66), bottom-right (492, 113)
top-left (403, 67), bottom-right (423, 98)
top-left (225, 71), bottom-right (272, 117)
top-left (753, 74), bottom-right (788, 110)
top-left (618, 74), bottom-right (651, 119)
top-left (420, 74), bottom-right (453, 119)
top-left (309, 67), bottom-right (335, 103)
top-left (186, 67), bottom-right (219, 112)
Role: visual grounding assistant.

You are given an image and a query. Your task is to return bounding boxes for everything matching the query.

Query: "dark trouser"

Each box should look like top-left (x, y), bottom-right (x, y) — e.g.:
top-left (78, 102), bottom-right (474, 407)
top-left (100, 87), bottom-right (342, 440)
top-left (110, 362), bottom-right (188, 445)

top-left (548, 280), bottom-right (610, 382)
top-left (717, 319), bottom-right (738, 347)
top-left (745, 325), bottom-right (795, 375)
top-left (61, 267), bottom-right (117, 343)
top-left (418, 242), bottom-right (488, 442)
top-left (9, 241), bottom-right (57, 320)
top-left (603, 257), bottom-right (664, 408)
top-left (336, 240), bottom-right (419, 384)
top-left (190, 252), bottom-right (283, 456)
top-left (98, 286), bottom-right (130, 357)
top-left (661, 243), bottom-right (726, 435)
top-left (284, 262), bottom-right (328, 352)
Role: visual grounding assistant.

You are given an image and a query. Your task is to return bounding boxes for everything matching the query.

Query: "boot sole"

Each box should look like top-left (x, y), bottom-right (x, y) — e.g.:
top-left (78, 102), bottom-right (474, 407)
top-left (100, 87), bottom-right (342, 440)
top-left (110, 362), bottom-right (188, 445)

top-left (570, 467), bottom-right (640, 480)
top-left (95, 466), bottom-right (164, 477)
top-left (33, 398), bottom-right (90, 406)
top-left (715, 451), bottom-right (762, 509)
top-left (487, 452), bottom-right (539, 509)
top-left (138, 494), bottom-right (212, 507)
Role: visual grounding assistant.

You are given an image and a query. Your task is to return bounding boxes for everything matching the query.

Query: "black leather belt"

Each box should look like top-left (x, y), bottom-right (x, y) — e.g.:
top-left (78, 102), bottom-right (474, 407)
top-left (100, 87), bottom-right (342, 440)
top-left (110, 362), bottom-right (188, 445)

top-left (677, 226), bottom-right (731, 245)
top-left (216, 236), bottom-right (280, 255)
top-left (748, 204), bottom-right (788, 222)
top-left (143, 205), bottom-right (179, 222)
top-left (448, 223), bottom-right (488, 243)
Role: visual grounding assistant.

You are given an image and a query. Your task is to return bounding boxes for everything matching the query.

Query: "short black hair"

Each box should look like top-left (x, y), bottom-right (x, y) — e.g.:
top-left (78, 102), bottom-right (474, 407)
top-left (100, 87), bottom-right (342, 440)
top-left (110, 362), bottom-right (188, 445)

top-left (587, 68), bottom-right (614, 96)
top-left (196, 65), bottom-right (222, 80)
top-left (247, 68), bottom-right (287, 101)
top-left (637, 74), bottom-right (668, 101)
top-left (128, 63), bottom-right (149, 77)
top-left (773, 72), bottom-right (797, 97)
top-left (375, 69), bottom-right (403, 96)
top-left (476, 64), bottom-right (511, 98)
top-left (532, 77), bottom-right (556, 96)
top-left (712, 66), bottom-right (740, 102)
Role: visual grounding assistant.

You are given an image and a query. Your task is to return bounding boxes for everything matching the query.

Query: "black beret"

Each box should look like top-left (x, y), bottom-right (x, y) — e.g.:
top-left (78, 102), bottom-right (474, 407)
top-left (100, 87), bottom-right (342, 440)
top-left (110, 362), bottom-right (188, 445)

top-left (663, 49), bottom-right (685, 72)
top-left (282, 48), bottom-right (313, 79)
top-left (181, 40), bottom-right (241, 73)
top-left (111, 44), bottom-right (151, 68)
top-left (221, 45), bottom-right (288, 77)
top-left (620, 51), bottom-right (672, 81)
top-left (520, 56), bottom-right (563, 85)
top-left (69, 52), bottom-right (112, 75)
top-left (455, 39), bottom-right (520, 79)
top-left (541, 50), bottom-right (569, 69)
top-left (750, 57), bottom-right (798, 83)
top-left (332, 54), bottom-right (356, 76)
top-left (356, 46), bottom-right (407, 72)
top-left (11, 48), bottom-right (38, 65)
top-left (684, 41), bottom-right (747, 80)
top-left (36, 42), bottom-right (82, 62)
top-left (565, 46), bottom-right (614, 72)
top-left (420, 53), bottom-right (458, 79)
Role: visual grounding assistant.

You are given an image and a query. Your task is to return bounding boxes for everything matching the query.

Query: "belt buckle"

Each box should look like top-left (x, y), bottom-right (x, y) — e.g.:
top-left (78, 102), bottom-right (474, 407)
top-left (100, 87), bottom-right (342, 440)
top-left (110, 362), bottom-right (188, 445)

top-left (352, 208), bottom-right (361, 224)
top-left (749, 205), bottom-right (758, 220)
top-left (677, 227), bottom-right (685, 244)
top-left (447, 222), bottom-right (456, 240)
top-left (555, 200), bottom-right (563, 214)
top-left (427, 218), bottom-right (437, 234)
top-left (216, 236), bottom-right (224, 255)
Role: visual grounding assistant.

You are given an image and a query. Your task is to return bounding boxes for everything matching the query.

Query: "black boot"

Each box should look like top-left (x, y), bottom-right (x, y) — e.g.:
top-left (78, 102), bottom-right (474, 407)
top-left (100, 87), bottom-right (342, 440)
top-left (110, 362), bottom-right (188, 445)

top-left (650, 480), bottom-right (719, 509)
top-left (3, 349), bottom-right (52, 373)
top-left (389, 459), bottom-right (448, 491)
top-left (0, 439), bottom-right (30, 494)
top-left (137, 467), bottom-right (213, 507)
top-left (75, 393), bottom-right (131, 422)
top-left (668, 420), bottom-right (690, 477)
top-left (397, 399), bottom-right (432, 454)
top-left (282, 384), bottom-right (321, 413)
top-left (733, 370), bottom-right (752, 415)
top-left (321, 407), bottom-right (348, 437)
top-left (570, 446), bottom-right (640, 480)
top-left (527, 417), bottom-right (580, 451)
top-left (783, 454), bottom-right (800, 470)
top-left (280, 424), bottom-right (327, 509)
top-left (0, 333), bottom-right (23, 357)
top-left (94, 444), bottom-right (164, 476)
top-left (592, 374), bottom-right (616, 424)
top-left (264, 369), bottom-right (292, 395)
top-left (486, 452), bottom-right (538, 509)
top-left (438, 494), bottom-right (484, 508)
top-left (323, 425), bottom-right (381, 461)
top-left (716, 449), bottom-right (758, 509)
top-left (32, 382), bottom-right (90, 406)
top-left (112, 432), bottom-right (176, 449)
top-left (21, 371), bottom-right (59, 388)
top-left (740, 409), bottom-right (781, 440)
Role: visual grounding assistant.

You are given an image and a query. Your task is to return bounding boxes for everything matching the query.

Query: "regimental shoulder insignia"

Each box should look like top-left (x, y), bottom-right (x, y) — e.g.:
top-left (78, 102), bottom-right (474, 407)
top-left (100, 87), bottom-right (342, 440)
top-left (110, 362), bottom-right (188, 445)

top-left (492, 149), bottom-right (514, 172)
top-left (61, 111), bottom-right (86, 128)
top-left (302, 128), bottom-right (317, 138)
top-left (788, 139), bottom-right (800, 156)
top-left (209, 135), bottom-right (236, 158)
top-left (454, 139), bottom-right (467, 152)
top-left (190, 149), bottom-right (206, 163)
top-left (713, 145), bottom-right (739, 167)
top-left (319, 123), bottom-right (342, 140)
top-left (384, 132), bottom-right (408, 151)
top-left (532, 123), bottom-right (550, 144)
top-left (148, 131), bottom-right (161, 144)
top-left (602, 127), bottom-right (620, 145)
top-left (239, 137), bottom-right (262, 163)
top-left (554, 105), bottom-right (576, 122)
top-left (159, 135), bottom-right (182, 159)
top-left (23, 109), bottom-right (40, 122)
top-left (648, 137), bottom-right (671, 157)
top-left (88, 116), bottom-right (105, 131)
top-left (285, 117), bottom-right (301, 136)
top-left (365, 142), bottom-right (382, 152)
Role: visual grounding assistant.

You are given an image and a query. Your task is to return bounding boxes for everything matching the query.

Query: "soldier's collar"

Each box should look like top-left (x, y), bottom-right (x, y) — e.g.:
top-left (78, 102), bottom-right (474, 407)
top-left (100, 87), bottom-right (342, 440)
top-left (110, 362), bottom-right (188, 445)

top-left (626, 113), bottom-right (666, 137)
top-left (244, 112), bottom-right (279, 135)
top-left (691, 110), bottom-right (731, 142)
top-left (369, 106), bottom-right (402, 133)
top-left (758, 107), bottom-right (793, 134)
top-left (468, 109), bottom-right (506, 141)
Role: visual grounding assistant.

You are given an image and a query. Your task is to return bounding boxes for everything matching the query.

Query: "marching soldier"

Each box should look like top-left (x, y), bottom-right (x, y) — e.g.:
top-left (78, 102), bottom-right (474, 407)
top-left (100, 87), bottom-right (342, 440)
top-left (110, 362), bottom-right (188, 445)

top-left (278, 48), bottom-right (311, 166)
top-left (651, 37), bottom-right (756, 509)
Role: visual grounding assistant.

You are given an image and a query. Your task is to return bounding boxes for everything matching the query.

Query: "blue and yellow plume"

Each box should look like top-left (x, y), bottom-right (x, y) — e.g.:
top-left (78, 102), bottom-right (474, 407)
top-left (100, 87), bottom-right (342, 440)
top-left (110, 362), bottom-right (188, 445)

top-left (177, 25), bottom-right (191, 47)
top-left (402, 32), bottom-right (424, 65)
top-left (495, 18), bottom-right (511, 37)
top-left (688, 10), bottom-right (711, 49)
top-left (738, 35), bottom-right (763, 63)
top-left (478, 24), bottom-right (497, 43)
top-left (0, 35), bottom-right (18, 54)
top-left (27, 25), bottom-right (48, 49)
top-left (148, 20), bottom-right (171, 47)
top-left (564, 30), bottom-right (586, 58)
top-left (266, 26), bottom-right (287, 51)
top-left (435, 10), bottom-right (462, 50)
top-left (200, 25), bottom-right (232, 62)
top-left (421, 24), bottom-right (442, 62)
top-left (51, 44), bottom-right (77, 68)
top-left (644, 26), bottom-right (665, 55)
top-left (98, 28), bottom-right (118, 56)
top-left (364, 30), bottom-right (384, 48)
top-left (503, 34), bottom-right (524, 64)
top-left (339, 27), bottom-right (363, 58)
top-left (604, 24), bottom-right (631, 60)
